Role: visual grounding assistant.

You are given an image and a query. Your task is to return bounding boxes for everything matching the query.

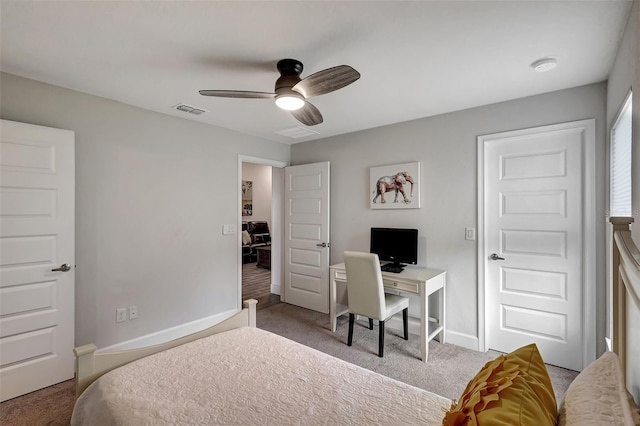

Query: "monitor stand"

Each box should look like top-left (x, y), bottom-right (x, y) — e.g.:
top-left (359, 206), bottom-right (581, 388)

top-left (380, 262), bottom-right (405, 273)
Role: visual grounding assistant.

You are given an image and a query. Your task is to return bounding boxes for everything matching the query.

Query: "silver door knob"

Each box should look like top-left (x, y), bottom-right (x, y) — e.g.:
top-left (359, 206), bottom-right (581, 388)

top-left (51, 263), bottom-right (71, 272)
top-left (490, 253), bottom-right (505, 261)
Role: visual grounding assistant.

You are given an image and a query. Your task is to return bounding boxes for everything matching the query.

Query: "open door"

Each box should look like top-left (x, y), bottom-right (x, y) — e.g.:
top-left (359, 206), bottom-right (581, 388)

top-left (0, 120), bottom-right (75, 401)
top-left (283, 162), bottom-right (330, 313)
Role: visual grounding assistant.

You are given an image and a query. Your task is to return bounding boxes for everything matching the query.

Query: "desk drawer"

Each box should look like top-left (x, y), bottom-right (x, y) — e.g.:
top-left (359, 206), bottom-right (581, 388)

top-left (383, 279), bottom-right (418, 294)
top-left (334, 270), bottom-right (347, 281)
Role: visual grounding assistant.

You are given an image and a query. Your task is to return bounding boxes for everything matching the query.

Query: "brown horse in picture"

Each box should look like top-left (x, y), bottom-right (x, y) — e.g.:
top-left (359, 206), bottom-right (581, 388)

top-left (372, 171), bottom-right (414, 204)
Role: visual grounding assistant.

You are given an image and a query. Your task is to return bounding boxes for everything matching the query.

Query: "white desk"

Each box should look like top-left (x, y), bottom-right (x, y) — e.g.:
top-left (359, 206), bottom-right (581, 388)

top-left (329, 263), bottom-right (446, 362)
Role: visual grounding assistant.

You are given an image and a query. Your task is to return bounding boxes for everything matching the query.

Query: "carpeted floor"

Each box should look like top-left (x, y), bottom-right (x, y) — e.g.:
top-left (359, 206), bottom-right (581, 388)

top-left (0, 301), bottom-right (578, 425)
top-left (257, 302), bottom-right (578, 405)
top-left (0, 378), bottom-right (75, 426)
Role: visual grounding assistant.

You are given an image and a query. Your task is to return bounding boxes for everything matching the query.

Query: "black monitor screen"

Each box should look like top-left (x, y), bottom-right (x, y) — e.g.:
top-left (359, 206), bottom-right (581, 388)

top-left (370, 227), bottom-right (418, 267)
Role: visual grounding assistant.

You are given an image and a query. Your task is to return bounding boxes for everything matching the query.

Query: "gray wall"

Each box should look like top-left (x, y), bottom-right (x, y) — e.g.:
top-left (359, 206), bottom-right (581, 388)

top-left (291, 83), bottom-right (608, 353)
top-left (0, 72), bottom-right (290, 349)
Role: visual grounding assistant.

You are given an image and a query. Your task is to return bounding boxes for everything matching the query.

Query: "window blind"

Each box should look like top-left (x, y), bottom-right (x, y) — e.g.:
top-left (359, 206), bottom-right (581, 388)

top-left (610, 92), bottom-right (632, 217)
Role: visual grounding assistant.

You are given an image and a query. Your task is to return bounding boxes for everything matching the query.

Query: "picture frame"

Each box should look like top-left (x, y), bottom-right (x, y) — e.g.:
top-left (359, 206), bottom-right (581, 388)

top-left (242, 180), bottom-right (253, 216)
top-left (369, 162), bottom-right (420, 209)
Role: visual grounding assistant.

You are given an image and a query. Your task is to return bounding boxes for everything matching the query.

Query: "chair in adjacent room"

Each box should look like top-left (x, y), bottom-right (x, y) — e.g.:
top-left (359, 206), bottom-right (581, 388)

top-left (343, 251), bottom-right (409, 357)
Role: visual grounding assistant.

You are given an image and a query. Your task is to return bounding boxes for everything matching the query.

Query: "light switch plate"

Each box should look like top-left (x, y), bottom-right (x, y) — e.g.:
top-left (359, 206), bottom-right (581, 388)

top-left (222, 224), bottom-right (236, 235)
top-left (465, 227), bottom-right (476, 241)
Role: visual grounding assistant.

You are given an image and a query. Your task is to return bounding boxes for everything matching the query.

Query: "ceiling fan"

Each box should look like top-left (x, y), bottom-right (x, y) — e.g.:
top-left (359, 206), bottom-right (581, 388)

top-left (199, 59), bottom-right (360, 126)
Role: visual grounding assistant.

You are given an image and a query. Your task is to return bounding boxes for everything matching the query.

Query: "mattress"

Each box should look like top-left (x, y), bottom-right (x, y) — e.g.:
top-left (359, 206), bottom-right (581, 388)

top-left (72, 326), bottom-right (451, 425)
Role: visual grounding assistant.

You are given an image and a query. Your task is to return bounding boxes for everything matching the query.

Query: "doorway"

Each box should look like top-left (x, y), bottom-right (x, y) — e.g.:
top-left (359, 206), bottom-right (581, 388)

top-left (237, 158), bottom-right (331, 313)
top-left (241, 162), bottom-right (274, 308)
top-left (238, 156), bottom-right (286, 311)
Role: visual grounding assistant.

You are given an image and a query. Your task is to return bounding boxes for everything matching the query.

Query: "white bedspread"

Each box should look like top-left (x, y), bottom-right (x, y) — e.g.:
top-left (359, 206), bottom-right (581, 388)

top-left (72, 326), bottom-right (450, 425)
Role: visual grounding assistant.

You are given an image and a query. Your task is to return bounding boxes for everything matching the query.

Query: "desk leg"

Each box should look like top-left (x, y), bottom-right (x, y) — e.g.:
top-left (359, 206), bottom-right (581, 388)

top-left (330, 276), bottom-right (337, 332)
top-left (420, 288), bottom-right (428, 362)
top-left (438, 285), bottom-right (446, 344)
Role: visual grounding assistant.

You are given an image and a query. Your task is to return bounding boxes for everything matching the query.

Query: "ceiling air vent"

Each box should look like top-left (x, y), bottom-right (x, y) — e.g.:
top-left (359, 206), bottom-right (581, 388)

top-left (275, 126), bottom-right (319, 139)
top-left (172, 103), bottom-right (208, 115)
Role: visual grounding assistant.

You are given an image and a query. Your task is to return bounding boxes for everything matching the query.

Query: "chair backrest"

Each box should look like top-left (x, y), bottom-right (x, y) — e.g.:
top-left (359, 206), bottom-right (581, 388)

top-left (343, 251), bottom-right (386, 320)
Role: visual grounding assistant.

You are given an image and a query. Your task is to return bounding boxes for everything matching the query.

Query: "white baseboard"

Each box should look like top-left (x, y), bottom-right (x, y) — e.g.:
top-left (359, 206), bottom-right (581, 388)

top-left (97, 307), bottom-right (238, 353)
top-left (271, 283), bottom-right (281, 296)
top-left (445, 330), bottom-right (480, 351)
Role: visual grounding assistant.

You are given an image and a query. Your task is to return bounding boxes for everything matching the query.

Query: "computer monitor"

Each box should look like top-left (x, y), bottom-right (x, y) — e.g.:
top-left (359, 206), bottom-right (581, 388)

top-left (370, 227), bottom-right (418, 270)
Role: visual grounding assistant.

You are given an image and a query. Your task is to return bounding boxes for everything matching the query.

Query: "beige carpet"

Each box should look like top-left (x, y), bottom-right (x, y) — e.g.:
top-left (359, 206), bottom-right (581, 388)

top-left (0, 301), bottom-right (578, 424)
top-left (257, 302), bottom-right (578, 405)
top-left (0, 378), bottom-right (75, 426)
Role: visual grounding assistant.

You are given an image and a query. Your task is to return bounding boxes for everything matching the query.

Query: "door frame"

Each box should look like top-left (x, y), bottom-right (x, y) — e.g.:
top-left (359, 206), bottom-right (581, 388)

top-left (477, 119), bottom-right (596, 368)
top-left (237, 155), bottom-right (288, 311)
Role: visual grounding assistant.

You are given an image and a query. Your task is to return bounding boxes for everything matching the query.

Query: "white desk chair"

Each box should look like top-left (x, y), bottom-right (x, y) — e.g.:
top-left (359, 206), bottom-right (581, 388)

top-left (343, 251), bottom-right (409, 357)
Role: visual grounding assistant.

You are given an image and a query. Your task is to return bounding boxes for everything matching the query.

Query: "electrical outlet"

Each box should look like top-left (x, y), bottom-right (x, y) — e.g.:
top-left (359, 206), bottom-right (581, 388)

top-left (116, 308), bottom-right (127, 323)
top-left (129, 306), bottom-right (138, 320)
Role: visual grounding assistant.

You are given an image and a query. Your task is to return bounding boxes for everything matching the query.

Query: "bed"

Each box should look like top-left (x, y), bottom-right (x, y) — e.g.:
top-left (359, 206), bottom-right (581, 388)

top-left (610, 217), bottom-right (640, 412)
top-left (71, 300), bottom-right (450, 425)
top-left (72, 217), bottom-right (640, 425)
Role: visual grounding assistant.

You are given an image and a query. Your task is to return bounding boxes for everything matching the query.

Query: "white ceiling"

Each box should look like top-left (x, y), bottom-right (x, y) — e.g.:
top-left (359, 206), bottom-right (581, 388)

top-left (0, 1), bottom-right (632, 145)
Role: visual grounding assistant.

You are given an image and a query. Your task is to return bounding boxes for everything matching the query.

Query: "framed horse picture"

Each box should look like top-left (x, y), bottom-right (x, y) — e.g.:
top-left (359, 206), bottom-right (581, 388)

top-left (370, 162), bottom-right (420, 209)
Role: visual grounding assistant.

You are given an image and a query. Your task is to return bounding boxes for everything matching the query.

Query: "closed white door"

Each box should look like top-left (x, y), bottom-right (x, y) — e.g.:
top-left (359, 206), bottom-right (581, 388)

top-left (0, 120), bottom-right (75, 401)
top-left (283, 162), bottom-right (330, 313)
top-left (481, 120), bottom-right (595, 371)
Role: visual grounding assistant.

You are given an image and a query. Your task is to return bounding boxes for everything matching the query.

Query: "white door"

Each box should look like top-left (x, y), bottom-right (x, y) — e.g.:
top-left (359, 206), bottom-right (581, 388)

top-left (283, 162), bottom-right (330, 313)
top-left (481, 120), bottom-right (595, 371)
top-left (0, 120), bottom-right (75, 401)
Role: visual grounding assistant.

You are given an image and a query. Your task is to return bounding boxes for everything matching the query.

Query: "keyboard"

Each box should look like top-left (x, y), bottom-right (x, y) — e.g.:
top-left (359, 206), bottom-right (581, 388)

top-left (381, 264), bottom-right (404, 273)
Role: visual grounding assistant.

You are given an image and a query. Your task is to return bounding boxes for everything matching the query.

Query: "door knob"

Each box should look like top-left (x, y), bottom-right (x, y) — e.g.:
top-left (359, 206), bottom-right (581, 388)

top-left (51, 263), bottom-right (71, 272)
top-left (490, 253), bottom-right (505, 261)
top-left (316, 242), bottom-right (330, 248)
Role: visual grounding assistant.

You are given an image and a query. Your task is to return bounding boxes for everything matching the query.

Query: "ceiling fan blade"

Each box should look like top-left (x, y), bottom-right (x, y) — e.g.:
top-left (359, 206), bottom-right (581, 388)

top-left (199, 90), bottom-right (275, 99)
top-left (291, 101), bottom-right (323, 126)
top-left (292, 65), bottom-right (360, 98)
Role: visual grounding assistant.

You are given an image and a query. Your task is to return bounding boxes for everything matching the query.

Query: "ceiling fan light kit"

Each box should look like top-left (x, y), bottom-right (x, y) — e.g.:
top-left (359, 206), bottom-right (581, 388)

top-left (275, 89), bottom-right (305, 111)
top-left (199, 58), bottom-right (360, 126)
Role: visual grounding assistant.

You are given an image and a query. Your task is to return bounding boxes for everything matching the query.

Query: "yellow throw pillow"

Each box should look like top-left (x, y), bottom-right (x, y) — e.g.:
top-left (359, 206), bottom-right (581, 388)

top-left (442, 343), bottom-right (557, 426)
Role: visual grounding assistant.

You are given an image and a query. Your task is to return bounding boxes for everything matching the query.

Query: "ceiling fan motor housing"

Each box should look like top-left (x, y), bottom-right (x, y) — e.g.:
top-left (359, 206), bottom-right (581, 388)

top-left (275, 59), bottom-right (303, 92)
top-left (277, 59), bottom-right (303, 76)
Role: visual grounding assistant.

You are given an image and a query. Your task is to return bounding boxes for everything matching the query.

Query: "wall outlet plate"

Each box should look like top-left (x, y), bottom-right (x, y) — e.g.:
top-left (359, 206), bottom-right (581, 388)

top-left (222, 224), bottom-right (236, 235)
top-left (129, 306), bottom-right (138, 320)
top-left (116, 308), bottom-right (127, 323)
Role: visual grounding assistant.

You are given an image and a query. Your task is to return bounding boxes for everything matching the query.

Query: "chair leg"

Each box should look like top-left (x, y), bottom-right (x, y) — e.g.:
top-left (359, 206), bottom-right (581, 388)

top-left (403, 308), bottom-right (409, 340)
top-left (368, 318), bottom-right (374, 330)
top-left (348, 314), bottom-right (355, 346)
top-left (378, 320), bottom-right (385, 357)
